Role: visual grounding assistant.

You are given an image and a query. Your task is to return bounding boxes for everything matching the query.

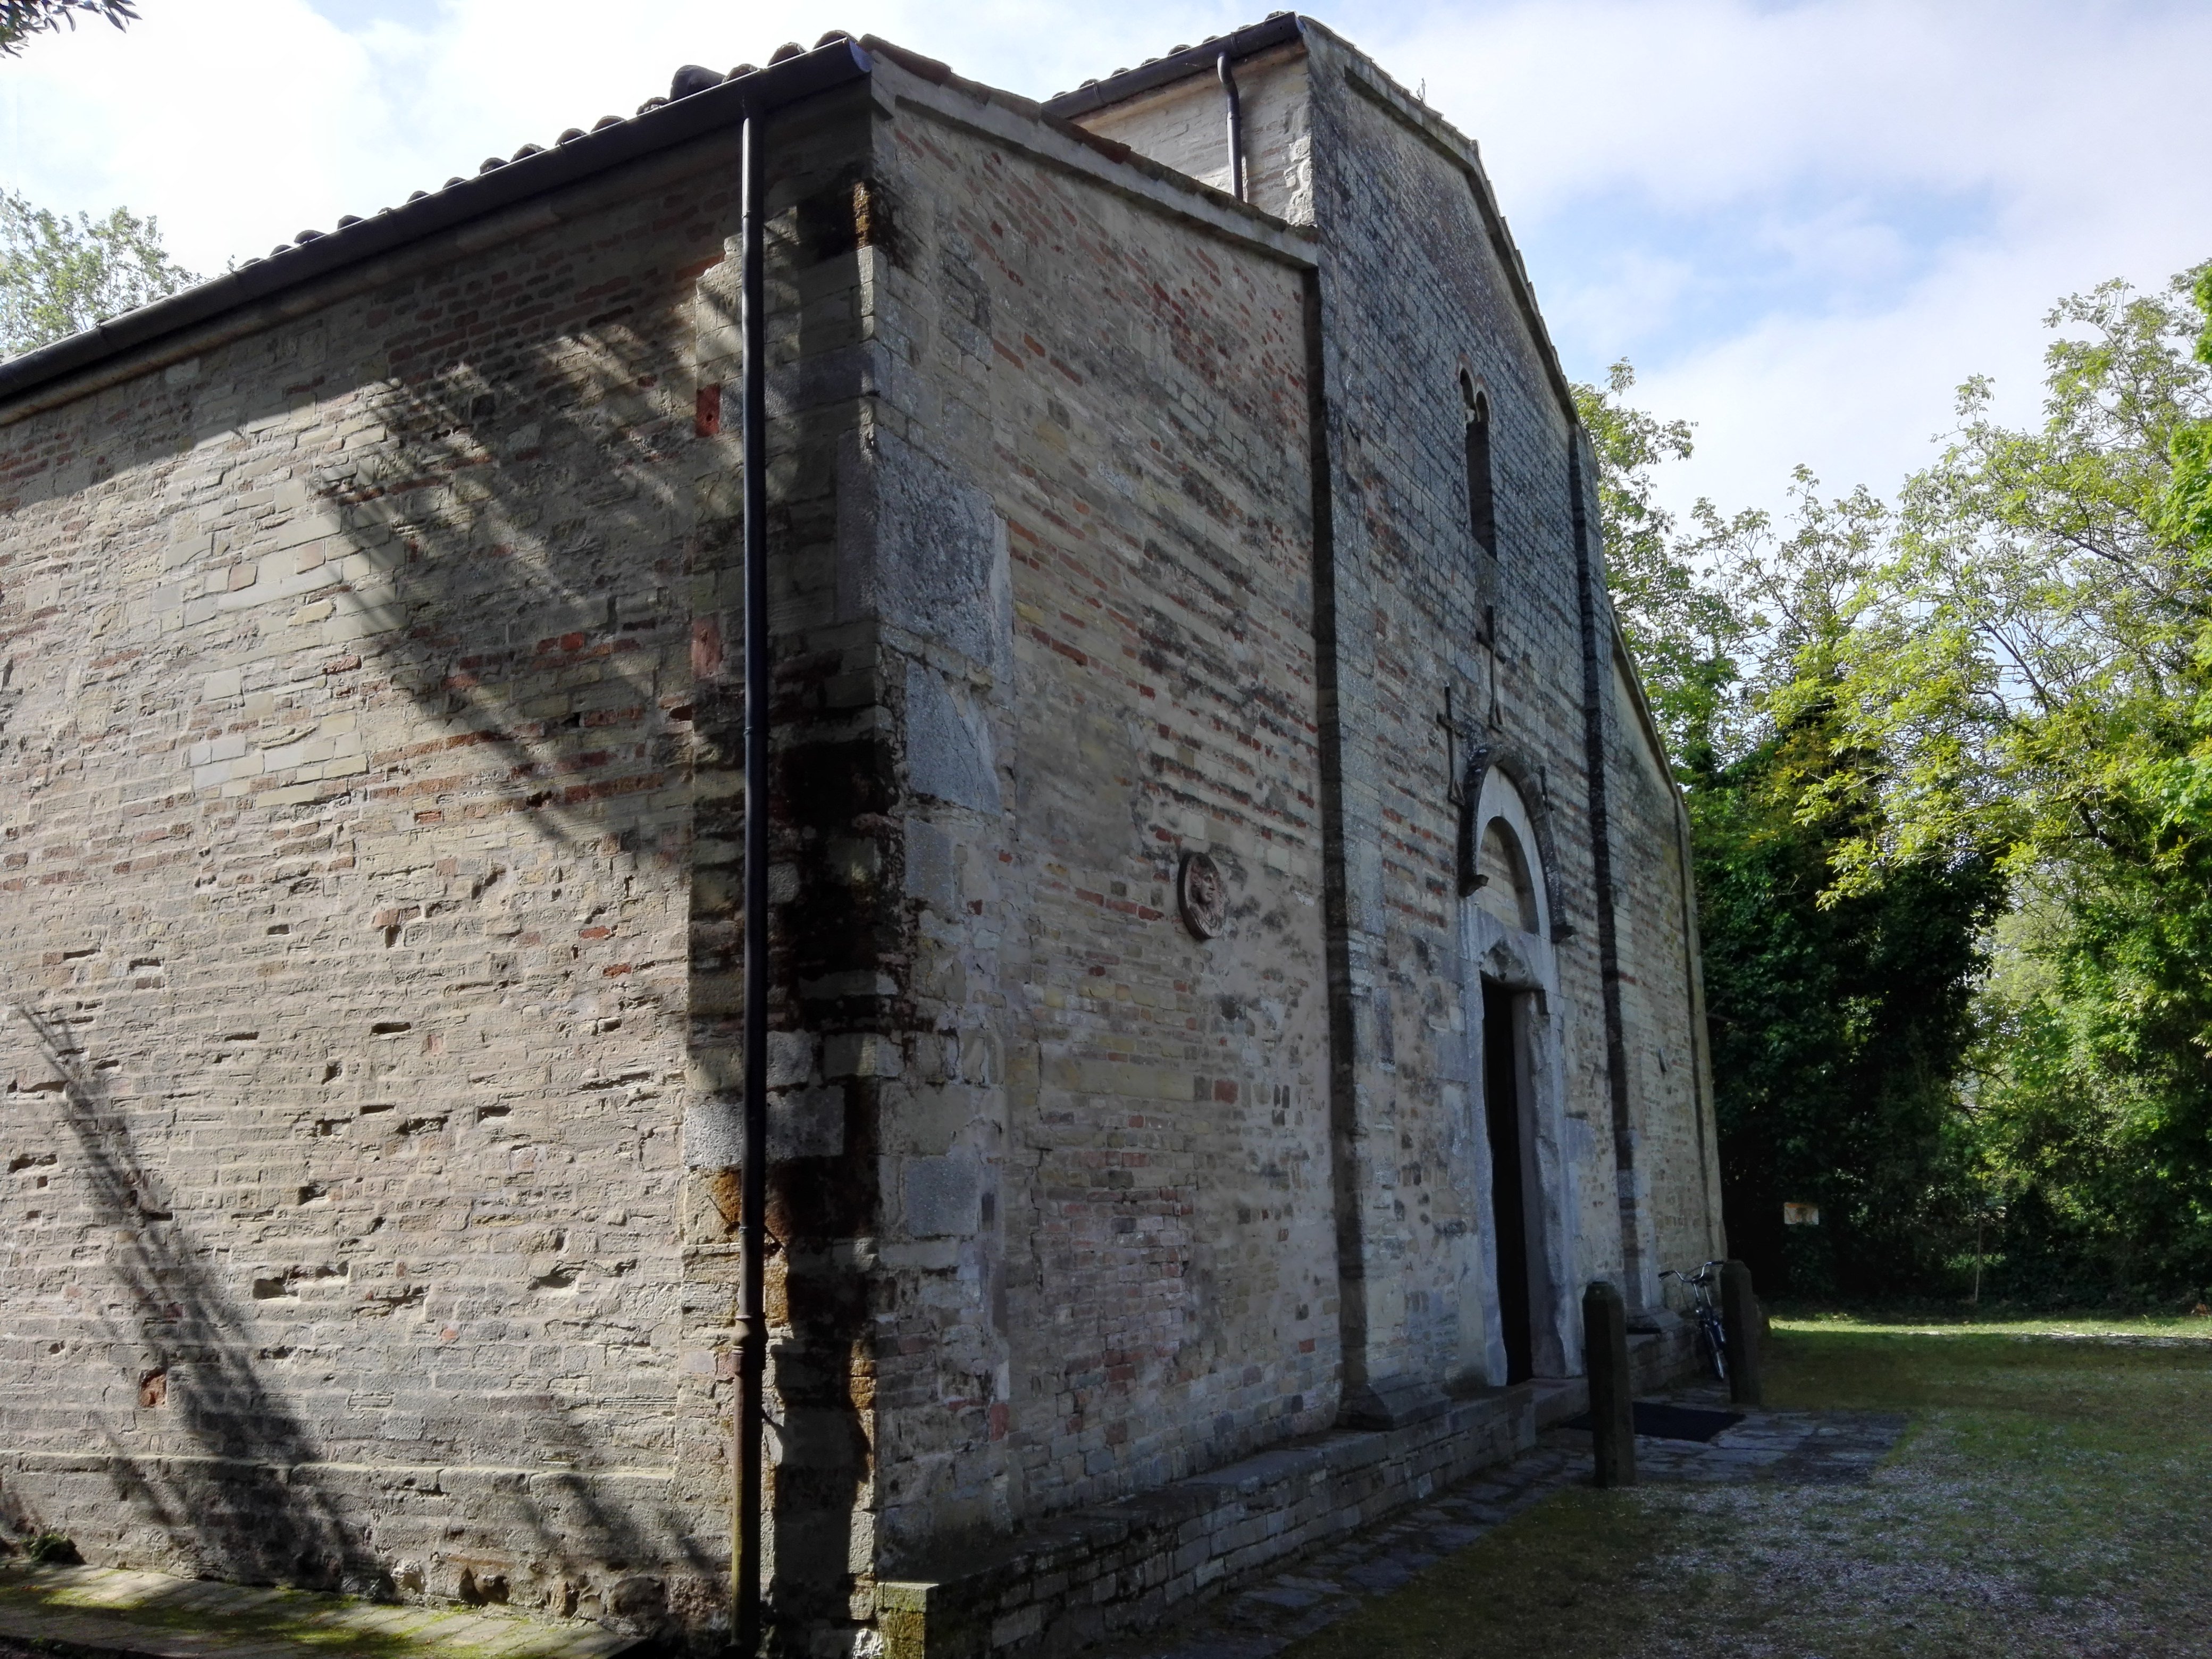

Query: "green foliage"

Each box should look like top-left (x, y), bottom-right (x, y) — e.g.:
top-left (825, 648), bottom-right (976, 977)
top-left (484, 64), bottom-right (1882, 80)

top-left (1573, 361), bottom-right (1758, 772)
top-left (0, 0), bottom-right (134, 57)
top-left (1590, 263), bottom-right (2212, 1305)
top-left (1, 190), bottom-right (196, 358)
top-left (2155, 267), bottom-right (2212, 551)
top-left (1581, 372), bottom-right (1995, 1298)
top-left (1968, 868), bottom-right (2212, 1300)
top-left (1816, 266), bottom-right (2212, 1303)
top-left (1816, 270), bottom-right (2212, 896)
top-left (1587, 265), bottom-right (2212, 1306)
top-left (1694, 710), bottom-right (2000, 1298)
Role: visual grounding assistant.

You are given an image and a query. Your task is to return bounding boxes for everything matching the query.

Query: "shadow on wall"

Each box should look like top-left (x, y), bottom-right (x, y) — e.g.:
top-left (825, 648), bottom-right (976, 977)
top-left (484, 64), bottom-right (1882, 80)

top-left (12, 1001), bottom-right (714, 1618)
top-left (0, 237), bottom-right (728, 1627)
top-left (307, 331), bottom-right (694, 861)
top-left (12, 1002), bottom-right (381, 1591)
top-left (250, 299), bottom-right (714, 1614)
top-left (2, 127), bottom-right (887, 1644)
top-left (682, 186), bottom-right (887, 1644)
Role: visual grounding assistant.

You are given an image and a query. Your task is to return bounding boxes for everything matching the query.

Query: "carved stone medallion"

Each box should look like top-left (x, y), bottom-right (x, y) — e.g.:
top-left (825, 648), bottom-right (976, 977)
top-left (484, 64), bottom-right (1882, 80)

top-left (1177, 850), bottom-right (1228, 940)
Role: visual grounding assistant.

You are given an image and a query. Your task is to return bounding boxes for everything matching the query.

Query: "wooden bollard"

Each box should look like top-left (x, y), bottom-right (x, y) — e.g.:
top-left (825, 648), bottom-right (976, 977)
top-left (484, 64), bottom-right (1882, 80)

top-left (1721, 1258), bottom-right (1764, 1407)
top-left (1583, 1279), bottom-right (1635, 1488)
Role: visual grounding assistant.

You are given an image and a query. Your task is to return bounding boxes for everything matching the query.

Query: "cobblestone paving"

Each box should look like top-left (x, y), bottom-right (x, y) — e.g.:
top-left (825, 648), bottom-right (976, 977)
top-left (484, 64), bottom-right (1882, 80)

top-left (1107, 1387), bottom-right (1909, 1659)
top-left (0, 1563), bottom-right (639, 1658)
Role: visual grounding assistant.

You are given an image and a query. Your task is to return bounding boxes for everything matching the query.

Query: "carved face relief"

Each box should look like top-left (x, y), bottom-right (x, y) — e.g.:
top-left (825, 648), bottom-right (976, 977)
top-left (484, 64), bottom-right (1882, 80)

top-left (1178, 850), bottom-right (1228, 940)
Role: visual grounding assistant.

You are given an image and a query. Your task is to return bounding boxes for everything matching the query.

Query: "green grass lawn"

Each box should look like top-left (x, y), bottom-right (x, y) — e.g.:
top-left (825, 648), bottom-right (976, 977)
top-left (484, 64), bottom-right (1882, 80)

top-left (1281, 1316), bottom-right (2212, 1658)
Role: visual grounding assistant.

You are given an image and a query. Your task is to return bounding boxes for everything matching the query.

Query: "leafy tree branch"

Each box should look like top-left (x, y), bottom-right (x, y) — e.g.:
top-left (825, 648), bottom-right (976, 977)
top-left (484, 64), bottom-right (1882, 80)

top-left (0, 0), bottom-right (135, 57)
top-left (1, 190), bottom-right (196, 358)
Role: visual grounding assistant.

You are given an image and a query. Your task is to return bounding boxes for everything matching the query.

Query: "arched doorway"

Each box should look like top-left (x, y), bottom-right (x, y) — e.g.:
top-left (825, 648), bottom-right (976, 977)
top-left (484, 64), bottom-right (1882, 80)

top-left (1481, 976), bottom-right (1536, 1382)
top-left (1460, 769), bottom-right (1578, 1387)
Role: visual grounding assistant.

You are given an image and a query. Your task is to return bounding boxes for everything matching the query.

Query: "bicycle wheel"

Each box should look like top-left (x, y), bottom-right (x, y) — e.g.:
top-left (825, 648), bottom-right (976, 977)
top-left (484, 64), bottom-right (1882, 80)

top-left (1704, 1318), bottom-right (1729, 1384)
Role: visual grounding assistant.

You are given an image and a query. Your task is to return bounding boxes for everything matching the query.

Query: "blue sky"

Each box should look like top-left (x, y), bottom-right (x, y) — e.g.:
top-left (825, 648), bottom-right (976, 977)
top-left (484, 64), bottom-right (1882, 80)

top-left (4, 0), bottom-right (2207, 519)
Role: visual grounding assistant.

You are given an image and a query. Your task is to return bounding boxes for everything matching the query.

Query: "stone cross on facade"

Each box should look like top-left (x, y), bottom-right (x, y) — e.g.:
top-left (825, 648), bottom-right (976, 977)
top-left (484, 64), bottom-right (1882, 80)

top-left (1437, 681), bottom-right (1499, 808)
top-left (1437, 684), bottom-right (1473, 807)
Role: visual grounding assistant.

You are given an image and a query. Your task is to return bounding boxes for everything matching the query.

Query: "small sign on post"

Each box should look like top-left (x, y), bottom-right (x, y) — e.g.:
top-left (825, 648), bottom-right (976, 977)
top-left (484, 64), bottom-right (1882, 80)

top-left (1783, 1202), bottom-right (1820, 1226)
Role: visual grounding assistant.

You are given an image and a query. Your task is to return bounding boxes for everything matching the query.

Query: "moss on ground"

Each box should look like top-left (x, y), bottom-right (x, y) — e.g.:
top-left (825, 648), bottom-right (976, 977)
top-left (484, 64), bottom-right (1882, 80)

top-left (0, 1564), bottom-right (617, 1657)
top-left (1281, 1317), bottom-right (2212, 1658)
top-left (0, 1572), bottom-right (423, 1656)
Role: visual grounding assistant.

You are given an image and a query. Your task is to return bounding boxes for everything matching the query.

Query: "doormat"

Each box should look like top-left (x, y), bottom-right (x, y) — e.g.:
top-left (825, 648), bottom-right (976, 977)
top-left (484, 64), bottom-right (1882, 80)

top-left (1562, 1401), bottom-right (1744, 1442)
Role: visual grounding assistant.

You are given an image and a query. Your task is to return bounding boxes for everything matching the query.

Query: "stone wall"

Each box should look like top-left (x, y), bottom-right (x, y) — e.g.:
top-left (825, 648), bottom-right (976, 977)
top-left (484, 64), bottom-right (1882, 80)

top-left (1077, 42), bottom-right (1315, 223)
top-left (0, 74), bottom-right (880, 1646)
top-left (876, 1326), bottom-right (1696, 1659)
top-left (1297, 30), bottom-right (1622, 1393)
top-left (857, 54), bottom-right (1337, 1585)
top-left (0, 22), bottom-right (1725, 1659)
top-left (1068, 16), bottom-right (1725, 1386)
top-left (1604, 651), bottom-right (1727, 1283)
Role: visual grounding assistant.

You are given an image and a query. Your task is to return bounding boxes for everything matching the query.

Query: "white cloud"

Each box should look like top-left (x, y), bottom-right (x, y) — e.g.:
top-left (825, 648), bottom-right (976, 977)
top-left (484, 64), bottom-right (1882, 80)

top-left (1, 0), bottom-right (1259, 270)
top-left (1379, 0), bottom-right (2212, 510)
top-left (3, 0), bottom-right (2205, 520)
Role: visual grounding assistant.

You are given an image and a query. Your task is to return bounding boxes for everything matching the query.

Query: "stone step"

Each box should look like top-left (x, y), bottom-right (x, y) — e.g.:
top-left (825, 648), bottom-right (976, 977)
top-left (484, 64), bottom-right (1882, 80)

top-left (878, 1330), bottom-right (1693, 1659)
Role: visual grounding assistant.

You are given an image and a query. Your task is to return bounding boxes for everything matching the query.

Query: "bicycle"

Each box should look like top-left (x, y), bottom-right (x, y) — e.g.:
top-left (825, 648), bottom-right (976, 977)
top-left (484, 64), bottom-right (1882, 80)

top-left (1660, 1260), bottom-right (1729, 1385)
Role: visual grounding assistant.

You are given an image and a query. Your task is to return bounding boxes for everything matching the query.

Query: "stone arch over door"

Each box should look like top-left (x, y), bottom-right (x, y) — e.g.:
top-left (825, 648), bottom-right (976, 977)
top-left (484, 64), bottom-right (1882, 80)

top-left (1456, 744), bottom-right (1572, 942)
top-left (1456, 767), bottom-right (1581, 1385)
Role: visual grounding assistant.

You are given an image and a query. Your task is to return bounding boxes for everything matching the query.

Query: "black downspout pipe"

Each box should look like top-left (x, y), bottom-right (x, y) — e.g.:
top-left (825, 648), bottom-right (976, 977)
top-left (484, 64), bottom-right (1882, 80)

top-left (736, 108), bottom-right (769, 1658)
top-left (1217, 53), bottom-right (1246, 202)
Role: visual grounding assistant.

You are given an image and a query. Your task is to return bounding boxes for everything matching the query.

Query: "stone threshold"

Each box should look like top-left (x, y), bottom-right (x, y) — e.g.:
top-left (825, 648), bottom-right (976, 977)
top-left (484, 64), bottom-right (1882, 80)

top-left (0, 1562), bottom-right (642, 1659)
top-left (880, 1329), bottom-right (1693, 1659)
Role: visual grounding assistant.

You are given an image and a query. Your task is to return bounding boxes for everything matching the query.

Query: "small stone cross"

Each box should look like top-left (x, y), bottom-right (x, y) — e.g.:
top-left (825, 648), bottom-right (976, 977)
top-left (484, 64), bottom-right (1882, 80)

top-left (1436, 685), bottom-right (1478, 807)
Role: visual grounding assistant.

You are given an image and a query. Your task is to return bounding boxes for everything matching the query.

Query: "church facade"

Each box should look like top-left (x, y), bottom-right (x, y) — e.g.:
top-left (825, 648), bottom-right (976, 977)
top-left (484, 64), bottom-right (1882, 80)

top-left (0, 16), bottom-right (1721, 1655)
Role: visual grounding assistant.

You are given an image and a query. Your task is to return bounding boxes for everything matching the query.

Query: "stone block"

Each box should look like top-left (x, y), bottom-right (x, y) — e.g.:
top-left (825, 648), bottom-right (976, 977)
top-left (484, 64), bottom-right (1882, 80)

top-left (903, 661), bottom-right (999, 814)
top-left (902, 1155), bottom-right (982, 1238)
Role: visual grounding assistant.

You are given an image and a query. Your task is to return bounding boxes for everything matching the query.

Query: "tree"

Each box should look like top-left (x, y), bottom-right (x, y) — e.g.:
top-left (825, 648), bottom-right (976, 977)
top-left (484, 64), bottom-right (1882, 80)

top-left (1814, 265), bottom-right (2212, 1302)
top-left (1, 190), bottom-right (196, 358)
top-left (0, 0), bottom-right (135, 56)
top-left (1586, 266), bottom-right (2212, 1306)
top-left (1816, 269), bottom-right (2212, 891)
top-left (1574, 361), bottom-right (1760, 774)
top-left (1580, 370), bottom-right (1999, 1298)
top-left (2158, 267), bottom-right (2212, 551)
top-left (1696, 718), bottom-right (2001, 1297)
top-left (1682, 473), bottom-right (1999, 1297)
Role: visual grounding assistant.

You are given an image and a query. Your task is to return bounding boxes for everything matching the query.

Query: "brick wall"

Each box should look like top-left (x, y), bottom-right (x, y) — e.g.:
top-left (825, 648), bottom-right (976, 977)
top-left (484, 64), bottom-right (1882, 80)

top-left (0, 85), bottom-right (879, 1644)
top-left (0, 24), bottom-right (1724, 1658)
top-left (1604, 651), bottom-right (1727, 1281)
top-left (1293, 31), bottom-right (1621, 1392)
top-left (1075, 23), bottom-right (1725, 1390)
top-left (1079, 43), bottom-right (1314, 223)
top-left (858, 57), bottom-right (1336, 1579)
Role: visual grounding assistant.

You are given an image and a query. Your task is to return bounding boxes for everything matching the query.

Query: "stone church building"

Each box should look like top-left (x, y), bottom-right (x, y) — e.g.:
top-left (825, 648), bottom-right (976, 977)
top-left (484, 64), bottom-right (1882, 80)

top-left (0, 15), bottom-right (1721, 1655)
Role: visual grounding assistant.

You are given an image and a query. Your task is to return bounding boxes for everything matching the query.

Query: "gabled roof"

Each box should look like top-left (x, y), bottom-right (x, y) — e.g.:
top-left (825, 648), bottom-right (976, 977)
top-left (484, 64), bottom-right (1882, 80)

top-left (1039, 13), bottom-right (1581, 432)
top-left (1043, 12), bottom-right (1302, 118)
top-left (0, 35), bottom-right (870, 413)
